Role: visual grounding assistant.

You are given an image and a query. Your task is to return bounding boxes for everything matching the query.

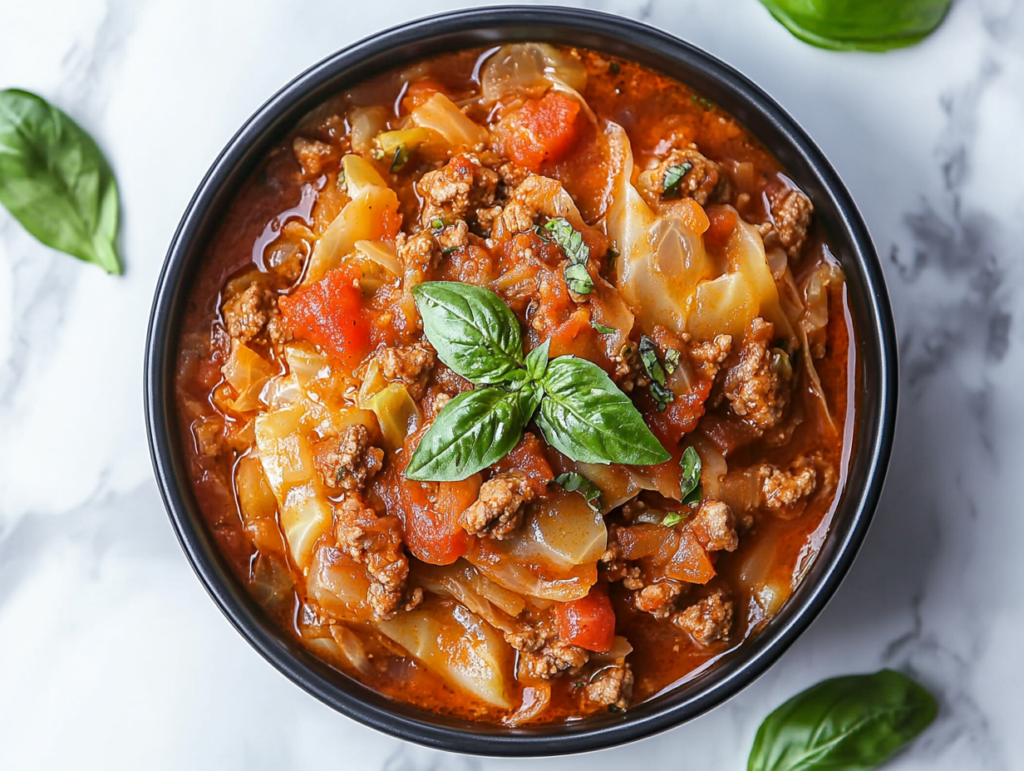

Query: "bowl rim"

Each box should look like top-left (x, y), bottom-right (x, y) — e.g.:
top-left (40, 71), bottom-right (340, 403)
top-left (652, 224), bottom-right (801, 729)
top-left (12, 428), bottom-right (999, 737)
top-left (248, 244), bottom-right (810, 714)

top-left (145, 4), bottom-right (898, 757)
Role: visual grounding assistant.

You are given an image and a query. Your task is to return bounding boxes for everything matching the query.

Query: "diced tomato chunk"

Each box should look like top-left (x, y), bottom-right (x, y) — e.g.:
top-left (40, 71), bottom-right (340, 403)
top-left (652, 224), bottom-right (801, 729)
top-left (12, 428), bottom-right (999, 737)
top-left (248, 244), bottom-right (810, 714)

top-left (704, 207), bottom-right (738, 252)
top-left (401, 79), bottom-right (445, 113)
top-left (647, 379), bottom-right (712, 446)
top-left (279, 265), bottom-right (371, 369)
top-left (554, 589), bottom-right (616, 652)
top-left (665, 528), bottom-right (715, 584)
top-left (493, 433), bottom-right (554, 490)
top-left (500, 92), bottom-right (581, 172)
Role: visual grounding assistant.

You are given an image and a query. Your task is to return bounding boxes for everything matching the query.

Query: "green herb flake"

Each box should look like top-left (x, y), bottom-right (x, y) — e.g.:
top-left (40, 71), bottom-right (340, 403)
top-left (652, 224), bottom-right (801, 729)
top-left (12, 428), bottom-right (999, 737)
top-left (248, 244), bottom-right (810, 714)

top-left (661, 512), bottom-right (685, 527)
top-left (0, 89), bottom-right (122, 274)
top-left (553, 472), bottom-right (604, 512)
top-left (337, 168), bottom-right (346, 189)
top-left (609, 62), bottom-right (621, 76)
top-left (664, 348), bottom-right (681, 375)
top-left (563, 262), bottom-right (594, 296)
top-left (606, 247), bottom-right (619, 271)
top-left (690, 93), bottom-right (714, 111)
top-left (639, 335), bottom-right (672, 411)
top-left (680, 445), bottom-right (702, 506)
top-left (390, 144), bottom-right (414, 173)
top-left (747, 669), bottom-right (938, 771)
top-left (662, 162), bottom-right (693, 199)
top-left (592, 321), bottom-right (617, 335)
top-left (544, 217), bottom-right (590, 265)
top-left (442, 246), bottom-right (457, 255)
top-left (431, 217), bottom-right (445, 231)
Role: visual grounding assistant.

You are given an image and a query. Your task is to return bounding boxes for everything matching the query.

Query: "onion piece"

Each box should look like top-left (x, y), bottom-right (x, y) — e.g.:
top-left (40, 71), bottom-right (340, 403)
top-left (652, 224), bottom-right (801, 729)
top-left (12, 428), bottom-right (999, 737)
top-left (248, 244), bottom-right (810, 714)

top-left (354, 239), bottom-right (401, 275)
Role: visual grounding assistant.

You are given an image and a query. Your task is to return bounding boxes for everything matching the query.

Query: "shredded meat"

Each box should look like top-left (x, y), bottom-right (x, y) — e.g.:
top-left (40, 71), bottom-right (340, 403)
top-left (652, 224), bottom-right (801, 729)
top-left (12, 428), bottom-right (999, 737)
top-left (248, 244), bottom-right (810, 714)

top-left (460, 471), bottom-right (536, 539)
top-left (371, 343), bottom-right (435, 400)
top-left (673, 591), bottom-right (733, 645)
top-left (688, 334), bottom-right (733, 381)
top-left (647, 145), bottom-right (720, 205)
top-left (634, 580), bottom-right (683, 619)
top-left (417, 154), bottom-right (499, 226)
top-left (292, 137), bottom-right (334, 176)
top-left (312, 425), bottom-right (384, 492)
top-left (758, 455), bottom-right (830, 518)
top-left (765, 187), bottom-right (813, 260)
top-left (221, 282), bottom-right (289, 346)
top-left (723, 317), bottom-right (790, 432)
top-left (691, 500), bottom-right (738, 552)
top-left (585, 663), bottom-right (634, 710)
top-left (333, 495), bottom-right (415, 620)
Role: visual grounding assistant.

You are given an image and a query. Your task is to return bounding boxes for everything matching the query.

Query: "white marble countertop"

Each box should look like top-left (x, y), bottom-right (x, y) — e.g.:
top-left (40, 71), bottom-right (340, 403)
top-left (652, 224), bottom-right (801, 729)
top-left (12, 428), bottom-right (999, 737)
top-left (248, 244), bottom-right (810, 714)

top-left (2, 0), bottom-right (1022, 768)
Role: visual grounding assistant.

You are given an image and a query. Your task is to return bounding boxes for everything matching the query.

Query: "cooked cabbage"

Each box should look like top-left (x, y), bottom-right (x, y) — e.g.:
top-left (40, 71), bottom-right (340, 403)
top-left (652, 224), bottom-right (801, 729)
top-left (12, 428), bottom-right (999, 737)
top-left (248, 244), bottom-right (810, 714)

top-left (480, 43), bottom-right (591, 120)
top-left (366, 383), bottom-right (421, 451)
top-left (377, 598), bottom-right (514, 708)
top-left (222, 342), bottom-right (276, 413)
top-left (409, 93), bottom-right (489, 149)
top-left (307, 542), bottom-right (373, 622)
top-left (349, 105), bottom-right (389, 157)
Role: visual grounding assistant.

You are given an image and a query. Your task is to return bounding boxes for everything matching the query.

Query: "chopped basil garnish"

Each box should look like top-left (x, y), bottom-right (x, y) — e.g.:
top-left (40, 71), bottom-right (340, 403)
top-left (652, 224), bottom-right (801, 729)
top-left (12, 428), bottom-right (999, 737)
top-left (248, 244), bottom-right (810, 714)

top-left (609, 62), bottom-right (621, 76)
top-left (661, 512), bottom-right (685, 527)
top-left (545, 217), bottom-right (594, 295)
top-left (554, 472), bottom-right (603, 512)
top-left (662, 161), bottom-right (693, 199)
top-left (337, 168), bottom-right (346, 188)
top-left (680, 445), bottom-right (702, 506)
top-left (690, 93), bottom-right (714, 111)
top-left (442, 246), bottom-right (457, 255)
top-left (430, 217), bottom-right (445, 231)
top-left (592, 321), bottom-right (617, 335)
top-left (390, 144), bottom-right (414, 173)
top-left (664, 348), bottom-right (681, 374)
top-left (407, 282), bottom-right (669, 480)
top-left (639, 335), bottom-right (673, 411)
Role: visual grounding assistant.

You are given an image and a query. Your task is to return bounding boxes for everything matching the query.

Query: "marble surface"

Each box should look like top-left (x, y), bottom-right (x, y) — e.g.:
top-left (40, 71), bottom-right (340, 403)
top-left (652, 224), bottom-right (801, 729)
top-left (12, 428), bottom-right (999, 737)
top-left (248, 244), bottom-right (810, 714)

top-left (1, 0), bottom-right (1023, 768)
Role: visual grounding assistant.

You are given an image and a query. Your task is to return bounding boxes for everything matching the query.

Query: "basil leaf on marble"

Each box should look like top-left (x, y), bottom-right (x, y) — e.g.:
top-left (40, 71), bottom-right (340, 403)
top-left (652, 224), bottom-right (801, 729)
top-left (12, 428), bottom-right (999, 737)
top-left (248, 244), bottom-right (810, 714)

top-left (680, 446), bottom-right (702, 506)
top-left (412, 281), bottom-right (524, 385)
top-left (553, 472), bottom-right (603, 512)
top-left (537, 356), bottom-right (670, 466)
top-left (758, 0), bottom-right (952, 52)
top-left (0, 89), bottom-right (122, 274)
top-left (405, 387), bottom-right (531, 481)
top-left (747, 670), bottom-right (938, 771)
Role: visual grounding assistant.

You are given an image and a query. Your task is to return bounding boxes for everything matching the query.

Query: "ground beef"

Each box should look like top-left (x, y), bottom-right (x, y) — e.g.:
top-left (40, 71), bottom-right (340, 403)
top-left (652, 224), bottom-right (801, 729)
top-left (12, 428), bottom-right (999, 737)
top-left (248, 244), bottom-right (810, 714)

top-left (498, 199), bottom-right (535, 234)
top-left (436, 220), bottom-right (469, 251)
top-left (691, 500), bottom-right (739, 552)
top-left (396, 230), bottom-right (437, 276)
top-left (371, 343), bottom-right (435, 400)
top-left (758, 455), bottom-right (829, 518)
top-left (498, 161), bottom-right (531, 189)
top-left (673, 591), bottom-right (733, 645)
top-left (599, 541), bottom-right (644, 590)
top-left (645, 145), bottom-right (720, 205)
top-left (610, 340), bottom-right (650, 393)
top-left (765, 187), bottom-right (813, 260)
top-left (723, 317), bottom-right (790, 433)
top-left (460, 471), bottom-right (536, 539)
top-left (688, 334), bottom-right (733, 381)
top-left (221, 282), bottom-right (288, 346)
top-left (585, 663), bottom-right (634, 710)
top-left (634, 580), bottom-right (683, 619)
top-left (292, 137), bottom-right (334, 176)
top-left (312, 425), bottom-right (384, 492)
top-left (417, 154), bottom-right (499, 227)
top-left (333, 494), bottom-right (415, 620)
top-left (519, 641), bottom-right (590, 679)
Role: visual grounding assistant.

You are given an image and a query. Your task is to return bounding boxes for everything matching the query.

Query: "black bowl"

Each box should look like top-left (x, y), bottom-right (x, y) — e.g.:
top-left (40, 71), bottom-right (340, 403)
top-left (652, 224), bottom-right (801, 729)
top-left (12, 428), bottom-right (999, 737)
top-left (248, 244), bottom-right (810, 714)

top-left (145, 5), bottom-right (897, 757)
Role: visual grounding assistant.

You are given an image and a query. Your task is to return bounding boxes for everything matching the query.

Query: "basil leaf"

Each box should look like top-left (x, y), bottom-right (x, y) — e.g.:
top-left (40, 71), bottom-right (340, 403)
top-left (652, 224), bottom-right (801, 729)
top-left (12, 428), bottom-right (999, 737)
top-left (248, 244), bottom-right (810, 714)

top-left (680, 446), bottom-right (702, 506)
top-left (758, 0), bottom-right (952, 51)
top-left (748, 670), bottom-right (937, 771)
top-left (544, 217), bottom-right (590, 265)
top-left (664, 348), bottom-right (681, 374)
top-left (390, 144), bottom-right (413, 172)
top-left (525, 339), bottom-right (551, 382)
top-left (639, 335), bottom-right (673, 411)
top-left (662, 162), bottom-right (693, 199)
top-left (405, 387), bottom-right (529, 481)
top-left (413, 282), bottom-right (524, 385)
top-left (661, 512), bottom-right (685, 527)
top-left (563, 261), bottom-right (594, 296)
top-left (592, 321), bottom-right (616, 335)
top-left (553, 472), bottom-right (603, 512)
top-left (0, 89), bottom-right (122, 274)
top-left (537, 356), bottom-right (670, 466)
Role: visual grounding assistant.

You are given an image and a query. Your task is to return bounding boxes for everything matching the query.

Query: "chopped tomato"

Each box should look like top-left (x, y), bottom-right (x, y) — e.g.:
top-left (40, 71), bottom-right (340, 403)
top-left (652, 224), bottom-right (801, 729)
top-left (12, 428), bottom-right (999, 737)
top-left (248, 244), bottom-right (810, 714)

top-left (555, 589), bottom-right (616, 653)
top-left (704, 207), bottom-right (738, 252)
top-left (646, 379), bottom-right (712, 446)
top-left (665, 529), bottom-right (715, 584)
top-left (278, 265), bottom-right (371, 369)
top-left (401, 79), bottom-right (445, 113)
top-left (494, 432), bottom-right (554, 485)
top-left (380, 208), bottom-right (402, 241)
top-left (500, 92), bottom-right (581, 173)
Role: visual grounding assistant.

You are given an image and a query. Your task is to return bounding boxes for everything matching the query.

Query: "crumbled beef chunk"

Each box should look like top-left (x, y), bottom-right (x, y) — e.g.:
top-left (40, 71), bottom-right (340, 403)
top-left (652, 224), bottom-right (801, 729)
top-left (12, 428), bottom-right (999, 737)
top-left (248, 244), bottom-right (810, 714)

top-left (673, 591), bottom-right (733, 645)
top-left (292, 137), bottom-right (334, 176)
top-left (691, 500), bottom-right (738, 552)
top-left (647, 145), bottom-right (720, 205)
top-left (519, 641), bottom-right (590, 679)
top-left (585, 663), bottom-right (634, 710)
top-left (312, 425), bottom-right (384, 492)
top-left (460, 471), bottom-right (536, 539)
top-left (221, 282), bottom-right (289, 346)
top-left (634, 580), bottom-right (683, 619)
top-left (758, 455), bottom-right (827, 518)
top-left (396, 230), bottom-right (437, 275)
top-left (499, 200), bottom-right (535, 234)
top-left (723, 317), bottom-right (790, 432)
top-left (611, 341), bottom-right (650, 393)
top-left (600, 541), bottom-right (644, 590)
top-left (333, 494), bottom-right (413, 620)
top-left (371, 343), bottom-right (435, 400)
top-left (417, 154), bottom-right (499, 226)
top-left (688, 334), bottom-right (733, 381)
top-left (498, 161), bottom-right (531, 189)
top-left (476, 205), bottom-right (502, 233)
top-left (437, 220), bottom-right (469, 251)
top-left (765, 187), bottom-right (813, 260)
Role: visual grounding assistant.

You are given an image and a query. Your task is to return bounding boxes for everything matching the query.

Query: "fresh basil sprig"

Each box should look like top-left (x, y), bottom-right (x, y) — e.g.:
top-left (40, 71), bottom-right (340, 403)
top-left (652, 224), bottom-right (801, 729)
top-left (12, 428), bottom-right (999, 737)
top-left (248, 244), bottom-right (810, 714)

top-left (758, 0), bottom-right (951, 52)
top-left (553, 472), bottom-right (603, 512)
top-left (545, 217), bottom-right (594, 296)
top-left (0, 89), bottom-right (122, 274)
top-left (680, 445), bottom-right (702, 506)
top-left (748, 670), bottom-right (937, 771)
top-left (406, 282), bottom-right (669, 481)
